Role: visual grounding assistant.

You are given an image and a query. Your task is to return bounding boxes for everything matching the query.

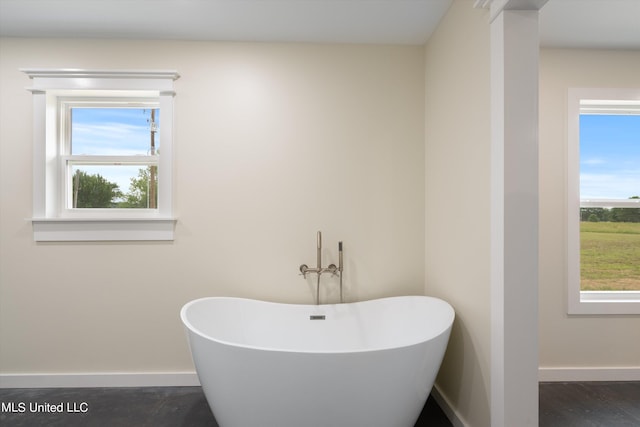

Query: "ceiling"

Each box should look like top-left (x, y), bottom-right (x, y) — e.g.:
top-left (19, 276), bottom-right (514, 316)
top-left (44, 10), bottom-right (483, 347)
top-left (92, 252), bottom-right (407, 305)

top-left (539, 0), bottom-right (640, 49)
top-left (0, 0), bottom-right (638, 49)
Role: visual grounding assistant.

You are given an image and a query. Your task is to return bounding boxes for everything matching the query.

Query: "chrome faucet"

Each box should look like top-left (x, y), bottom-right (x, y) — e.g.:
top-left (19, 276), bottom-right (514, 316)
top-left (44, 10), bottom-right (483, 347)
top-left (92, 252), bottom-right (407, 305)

top-left (299, 231), bottom-right (342, 305)
top-left (299, 231), bottom-right (337, 277)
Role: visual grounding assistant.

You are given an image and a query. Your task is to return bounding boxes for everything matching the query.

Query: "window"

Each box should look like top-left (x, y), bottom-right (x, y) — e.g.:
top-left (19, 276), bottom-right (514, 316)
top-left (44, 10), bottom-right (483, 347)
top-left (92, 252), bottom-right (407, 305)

top-left (64, 101), bottom-right (160, 210)
top-left (567, 88), bottom-right (640, 314)
top-left (23, 69), bottom-right (179, 241)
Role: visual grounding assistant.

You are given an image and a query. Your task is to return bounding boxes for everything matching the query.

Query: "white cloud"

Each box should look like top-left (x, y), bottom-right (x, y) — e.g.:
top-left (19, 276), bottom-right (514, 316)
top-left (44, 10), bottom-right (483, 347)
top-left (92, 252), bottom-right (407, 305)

top-left (581, 171), bottom-right (640, 199)
top-left (581, 157), bottom-right (606, 166)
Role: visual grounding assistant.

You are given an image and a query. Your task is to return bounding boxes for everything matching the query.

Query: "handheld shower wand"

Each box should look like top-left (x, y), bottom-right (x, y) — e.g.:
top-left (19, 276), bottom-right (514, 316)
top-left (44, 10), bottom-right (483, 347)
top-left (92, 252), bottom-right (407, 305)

top-left (338, 241), bottom-right (343, 303)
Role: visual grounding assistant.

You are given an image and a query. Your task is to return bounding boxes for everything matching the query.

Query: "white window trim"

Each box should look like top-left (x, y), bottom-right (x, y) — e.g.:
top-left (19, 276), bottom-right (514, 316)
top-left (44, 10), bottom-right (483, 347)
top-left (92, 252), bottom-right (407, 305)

top-left (567, 88), bottom-right (640, 315)
top-left (23, 69), bottom-right (179, 241)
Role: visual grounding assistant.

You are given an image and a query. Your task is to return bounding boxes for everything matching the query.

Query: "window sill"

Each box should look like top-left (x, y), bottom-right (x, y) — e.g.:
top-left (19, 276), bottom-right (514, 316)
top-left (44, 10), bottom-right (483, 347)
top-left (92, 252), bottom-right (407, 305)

top-left (569, 291), bottom-right (640, 315)
top-left (29, 217), bottom-right (176, 242)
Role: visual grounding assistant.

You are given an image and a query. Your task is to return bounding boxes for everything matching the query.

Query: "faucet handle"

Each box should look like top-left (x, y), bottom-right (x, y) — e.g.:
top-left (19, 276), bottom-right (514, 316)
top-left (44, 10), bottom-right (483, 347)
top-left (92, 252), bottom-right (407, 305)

top-left (327, 264), bottom-right (338, 276)
top-left (299, 264), bottom-right (309, 278)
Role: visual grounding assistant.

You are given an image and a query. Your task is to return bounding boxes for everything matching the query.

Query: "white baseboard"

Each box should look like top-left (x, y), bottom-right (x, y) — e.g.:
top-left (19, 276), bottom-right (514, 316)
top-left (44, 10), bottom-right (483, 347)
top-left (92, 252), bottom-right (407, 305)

top-left (539, 367), bottom-right (640, 382)
top-left (0, 372), bottom-right (200, 388)
top-left (431, 384), bottom-right (468, 427)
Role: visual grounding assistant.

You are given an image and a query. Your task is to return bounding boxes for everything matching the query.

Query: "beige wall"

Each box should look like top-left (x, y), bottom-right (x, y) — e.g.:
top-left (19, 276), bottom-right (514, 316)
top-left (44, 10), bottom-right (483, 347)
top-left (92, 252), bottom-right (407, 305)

top-left (7, 15), bottom-right (635, 427)
top-left (539, 48), bottom-right (640, 369)
top-left (424, 1), bottom-right (491, 426)
top-left (0, 38), bottom-right (425, 374)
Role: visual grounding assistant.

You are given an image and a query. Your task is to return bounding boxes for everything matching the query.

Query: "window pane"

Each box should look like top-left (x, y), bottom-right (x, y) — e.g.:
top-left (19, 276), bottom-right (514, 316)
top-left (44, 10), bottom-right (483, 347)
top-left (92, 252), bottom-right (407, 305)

top-left (579, 114), bottom-right (640, 199)
top-left (71, 165), bottom-right (158, 209)
top-left (580, 220), bottom-right (640, 291)
top-left (579, 112), bottom-right (640, 291)
top-left (71, 108), bottom-right (160, 155)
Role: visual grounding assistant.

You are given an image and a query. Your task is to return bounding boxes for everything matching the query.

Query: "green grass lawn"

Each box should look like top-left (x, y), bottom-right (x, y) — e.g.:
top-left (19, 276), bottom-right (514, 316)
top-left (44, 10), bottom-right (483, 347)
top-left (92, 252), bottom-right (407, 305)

top-left (581, 221), bottom-right (640, 291)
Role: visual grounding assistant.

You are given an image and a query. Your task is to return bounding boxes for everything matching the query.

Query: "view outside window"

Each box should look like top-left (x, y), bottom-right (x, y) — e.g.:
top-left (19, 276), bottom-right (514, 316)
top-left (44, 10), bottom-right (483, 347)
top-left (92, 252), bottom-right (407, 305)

top-left (69, 107), bottom-right (159, 209)
top-left (579, 113), bottom-right (640, 291)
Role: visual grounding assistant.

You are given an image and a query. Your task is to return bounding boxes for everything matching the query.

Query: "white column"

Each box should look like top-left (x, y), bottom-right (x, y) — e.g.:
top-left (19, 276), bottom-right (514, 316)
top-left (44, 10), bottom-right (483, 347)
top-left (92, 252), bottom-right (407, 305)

top-left (28, 89), bottom-right (48, 218)
top-left (489, 1), bottom-right (546, 426)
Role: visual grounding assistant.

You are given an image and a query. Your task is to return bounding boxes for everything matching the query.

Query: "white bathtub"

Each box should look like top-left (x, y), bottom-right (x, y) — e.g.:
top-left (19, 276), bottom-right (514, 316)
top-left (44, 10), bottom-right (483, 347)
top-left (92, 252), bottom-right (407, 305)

top-left (181, 296), bottom-right (454, 427)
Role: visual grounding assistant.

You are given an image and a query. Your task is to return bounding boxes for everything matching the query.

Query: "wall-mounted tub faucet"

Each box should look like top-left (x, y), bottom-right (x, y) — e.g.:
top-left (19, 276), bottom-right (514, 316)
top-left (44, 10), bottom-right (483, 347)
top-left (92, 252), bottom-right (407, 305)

top-left (299, 231), bottom-right (343, 305)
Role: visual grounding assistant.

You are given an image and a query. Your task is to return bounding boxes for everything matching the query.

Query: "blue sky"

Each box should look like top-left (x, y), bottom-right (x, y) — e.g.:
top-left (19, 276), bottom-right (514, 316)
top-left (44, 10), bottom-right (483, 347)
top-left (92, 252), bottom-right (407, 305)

top-left (72, 108), bottom-right (159, 155)
top-left (580, 114), bottom-right (640, 200)
top-left (71, 108), bottom-right (158, 192)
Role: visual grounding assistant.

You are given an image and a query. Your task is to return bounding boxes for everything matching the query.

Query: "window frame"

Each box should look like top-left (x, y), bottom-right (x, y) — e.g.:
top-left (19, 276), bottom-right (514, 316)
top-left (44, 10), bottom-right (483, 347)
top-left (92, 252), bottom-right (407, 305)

top-left (23, 69), bottom-right (179, 241)
top-left (567, 87), bottom-right (640, 315)
top-left (59, 97), bottom-right (160, 215)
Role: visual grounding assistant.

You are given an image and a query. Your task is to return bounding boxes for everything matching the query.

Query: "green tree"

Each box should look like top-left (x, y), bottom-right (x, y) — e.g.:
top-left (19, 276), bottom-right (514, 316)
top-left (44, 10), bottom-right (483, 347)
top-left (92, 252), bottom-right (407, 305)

top-left (119, 167), bottom-right (157, 208)
top-left (581, 207), bottom-right (610, 222)
top-left (611, 196), bottom-right (640, 223)
top-left (72, 170), bottom-right (122, 208)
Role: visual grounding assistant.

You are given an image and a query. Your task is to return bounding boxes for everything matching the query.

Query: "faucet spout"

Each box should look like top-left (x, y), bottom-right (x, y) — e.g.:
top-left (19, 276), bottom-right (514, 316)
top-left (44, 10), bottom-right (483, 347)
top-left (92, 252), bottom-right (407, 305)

top-left (316, 231), bottom-right (322, 272)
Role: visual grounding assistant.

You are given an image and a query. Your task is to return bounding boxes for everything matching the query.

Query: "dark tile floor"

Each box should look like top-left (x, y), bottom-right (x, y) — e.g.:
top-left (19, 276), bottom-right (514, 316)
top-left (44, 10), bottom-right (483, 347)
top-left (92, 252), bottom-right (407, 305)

top-left (5, 382), bottom-right (636, 426)
top-left (539, 381), bottom-right (640, 427)
top-left (0, 386), bottom-right (452, 427)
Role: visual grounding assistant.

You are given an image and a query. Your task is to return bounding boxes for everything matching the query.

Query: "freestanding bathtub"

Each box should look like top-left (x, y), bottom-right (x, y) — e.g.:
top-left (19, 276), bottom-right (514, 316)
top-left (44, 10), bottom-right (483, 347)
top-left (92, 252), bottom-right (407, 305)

top-left (181, 296), bottom-right (454, 427)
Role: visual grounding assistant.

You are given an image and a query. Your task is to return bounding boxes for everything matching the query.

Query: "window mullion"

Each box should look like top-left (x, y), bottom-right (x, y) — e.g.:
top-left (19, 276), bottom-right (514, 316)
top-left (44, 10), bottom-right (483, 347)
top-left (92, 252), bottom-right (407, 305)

top-left (580, 199), bottom-right (640, 208)
top-left (64, 155), bottom-right (158, 165)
